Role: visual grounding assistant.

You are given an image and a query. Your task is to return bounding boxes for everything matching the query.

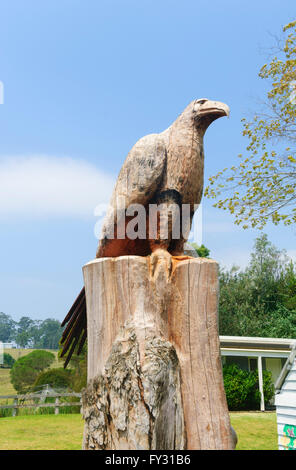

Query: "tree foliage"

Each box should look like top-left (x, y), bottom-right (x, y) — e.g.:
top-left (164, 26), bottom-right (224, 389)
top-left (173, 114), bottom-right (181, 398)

top-left (0, 314), bottom-right (62, 349)
top-left (10, 350), bottom-right (55, 393)
top-left (61, 344), bottom-right (87, 392)
top-left (0, 313), bottom-right (16, 343)
top-left (223, 364), bottom-right (274, 411)
top-left (219, 233), bottom-right (296, 337)
top-left (33, 319), bottom-right (62, 350)
top-left (1, 353), bottom-right (15, 369)
top-left (190, 243), bottom-right (210, 258)
top-left (205, 21), bottom-right (296, 229)
top-left (15, 317), bottom-right (37, 348)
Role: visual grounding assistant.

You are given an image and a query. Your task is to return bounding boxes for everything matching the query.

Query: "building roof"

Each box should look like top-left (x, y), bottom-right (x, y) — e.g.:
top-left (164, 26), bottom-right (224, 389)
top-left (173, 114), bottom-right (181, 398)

top-left (275, 343), bottom-right (296, 393)
top-left (220, 336), bottom-right (296, 352)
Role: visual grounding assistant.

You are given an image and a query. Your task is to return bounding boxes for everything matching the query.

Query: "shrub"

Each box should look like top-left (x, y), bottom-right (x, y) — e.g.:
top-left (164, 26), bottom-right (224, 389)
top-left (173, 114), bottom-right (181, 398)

top-left (10, 350), bottom-right (55, 393)
top-left (0, 353), bottom-right (15, 368)
top-left (60, 344), bottom-right (87, 392)
top-left (34, 368), bottom-right (73, 390)
top-left (223, 364), bottom-right (274, 411)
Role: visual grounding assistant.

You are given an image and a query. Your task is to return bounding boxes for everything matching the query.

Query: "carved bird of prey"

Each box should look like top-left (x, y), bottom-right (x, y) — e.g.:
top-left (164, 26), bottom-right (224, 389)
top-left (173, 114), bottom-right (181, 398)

top-left (61, 98), bottom-right (229, 366)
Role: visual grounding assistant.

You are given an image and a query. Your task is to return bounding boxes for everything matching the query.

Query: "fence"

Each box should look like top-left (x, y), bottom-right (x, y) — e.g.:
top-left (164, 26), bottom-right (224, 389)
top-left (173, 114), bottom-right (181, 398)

top-left (0, 392), bottom-right (82, 416)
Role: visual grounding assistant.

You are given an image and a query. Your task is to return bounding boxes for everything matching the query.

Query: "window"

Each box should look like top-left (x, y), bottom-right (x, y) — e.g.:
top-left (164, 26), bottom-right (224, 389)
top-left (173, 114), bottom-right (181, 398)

top-left (225, 356), bottom-right (249, 371)
top-left (249, 358), bottom-right (257, 372)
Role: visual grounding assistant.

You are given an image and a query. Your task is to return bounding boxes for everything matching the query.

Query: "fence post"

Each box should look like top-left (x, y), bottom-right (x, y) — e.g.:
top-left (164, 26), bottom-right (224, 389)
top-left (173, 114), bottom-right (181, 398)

top-left (55, 397), bottom-right (60, 415)
top-left (258, 356), bottom-right (265, 411)
top-left (12, 398), bottom-right (18, 417)
top-left (0, 393), bottom-right (82, 415)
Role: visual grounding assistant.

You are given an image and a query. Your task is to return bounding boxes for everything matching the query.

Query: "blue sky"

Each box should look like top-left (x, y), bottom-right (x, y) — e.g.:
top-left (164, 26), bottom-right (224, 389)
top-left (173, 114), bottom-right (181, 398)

top-left (0, 0), bottom-right (295, 321)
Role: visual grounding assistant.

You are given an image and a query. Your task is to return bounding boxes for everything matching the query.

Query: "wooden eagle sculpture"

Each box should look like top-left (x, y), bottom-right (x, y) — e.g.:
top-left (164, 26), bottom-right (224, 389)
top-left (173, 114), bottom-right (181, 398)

top-left (60, 98), bottom-right (230, 366)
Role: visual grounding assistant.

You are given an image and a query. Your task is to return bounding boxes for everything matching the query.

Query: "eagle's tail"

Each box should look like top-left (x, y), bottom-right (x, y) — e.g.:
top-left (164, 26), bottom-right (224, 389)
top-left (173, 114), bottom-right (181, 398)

top-left (60, 287), bottom-right (87, 368)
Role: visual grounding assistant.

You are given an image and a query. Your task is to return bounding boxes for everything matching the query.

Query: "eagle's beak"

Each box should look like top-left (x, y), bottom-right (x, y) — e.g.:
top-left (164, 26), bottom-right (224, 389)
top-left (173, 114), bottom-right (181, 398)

top-left (199, 100), bottom-right (230, 118)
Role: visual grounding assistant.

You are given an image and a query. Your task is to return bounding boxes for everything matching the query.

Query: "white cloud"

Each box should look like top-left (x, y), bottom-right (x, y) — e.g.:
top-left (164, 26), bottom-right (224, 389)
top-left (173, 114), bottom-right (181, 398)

top-left (0, 155), bottom-right (115, 218)
top-left (287, 250), bottom-right (296, 262)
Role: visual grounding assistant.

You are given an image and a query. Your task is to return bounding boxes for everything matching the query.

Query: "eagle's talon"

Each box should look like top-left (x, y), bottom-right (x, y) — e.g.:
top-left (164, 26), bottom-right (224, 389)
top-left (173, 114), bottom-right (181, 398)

top-left (150, 248), bottom-right (172, 281)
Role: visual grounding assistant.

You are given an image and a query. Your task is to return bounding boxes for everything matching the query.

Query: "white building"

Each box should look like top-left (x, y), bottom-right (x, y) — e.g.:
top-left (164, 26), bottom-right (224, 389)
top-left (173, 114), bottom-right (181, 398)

top-left (274, 343), bottom-right (296, 450)
top-left (220, 336), bottom-right (296, 411)
top-left (1, 342), bottom-right (15, 349)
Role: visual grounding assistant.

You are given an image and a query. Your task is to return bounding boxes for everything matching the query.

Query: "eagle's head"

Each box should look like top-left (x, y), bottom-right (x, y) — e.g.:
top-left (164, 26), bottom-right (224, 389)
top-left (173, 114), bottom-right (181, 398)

top-left (192, 98), bottom-right (230, 133)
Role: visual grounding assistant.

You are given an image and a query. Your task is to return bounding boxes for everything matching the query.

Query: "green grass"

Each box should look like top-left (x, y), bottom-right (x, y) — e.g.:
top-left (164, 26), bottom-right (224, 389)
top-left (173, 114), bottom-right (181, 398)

top-left (0, 369), bottom-right (15, 395)
top-left (231, 411), bottom-right (278, 450)
top-left (0, 411), bottom-right (278, 450)
top-left (0, 414), bottom-right (84, 450)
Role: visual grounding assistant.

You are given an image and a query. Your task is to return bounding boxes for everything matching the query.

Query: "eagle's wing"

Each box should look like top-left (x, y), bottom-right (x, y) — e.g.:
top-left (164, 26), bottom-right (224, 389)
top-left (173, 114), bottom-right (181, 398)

top-left (100, 133), bottom-right (167, 240)
top-left (61, 133), bottom-right (167, 367)
top-left (60, 287), bottom-right (86, 368)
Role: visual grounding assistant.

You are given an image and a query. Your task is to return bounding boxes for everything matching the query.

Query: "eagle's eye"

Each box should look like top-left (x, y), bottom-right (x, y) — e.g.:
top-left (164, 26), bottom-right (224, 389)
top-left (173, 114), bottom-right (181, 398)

top-left (197, 99), bottom-right (207, 105)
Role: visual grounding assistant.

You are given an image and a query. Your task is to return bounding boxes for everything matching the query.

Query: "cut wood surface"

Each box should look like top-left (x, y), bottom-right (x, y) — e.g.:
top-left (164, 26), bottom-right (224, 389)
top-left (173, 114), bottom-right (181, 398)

top-left (82, 255), bottom-right (234, 450)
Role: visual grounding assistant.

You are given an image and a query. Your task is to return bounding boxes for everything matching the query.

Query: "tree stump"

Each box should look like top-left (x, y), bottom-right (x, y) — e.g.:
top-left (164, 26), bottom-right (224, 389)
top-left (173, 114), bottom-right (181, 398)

top-left (81, 255), bottom-right (234, 450)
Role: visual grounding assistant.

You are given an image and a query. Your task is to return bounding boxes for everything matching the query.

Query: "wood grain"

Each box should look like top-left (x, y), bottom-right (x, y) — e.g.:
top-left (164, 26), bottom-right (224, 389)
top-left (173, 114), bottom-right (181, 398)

top-left (82, 256), bottom-right (234, 450)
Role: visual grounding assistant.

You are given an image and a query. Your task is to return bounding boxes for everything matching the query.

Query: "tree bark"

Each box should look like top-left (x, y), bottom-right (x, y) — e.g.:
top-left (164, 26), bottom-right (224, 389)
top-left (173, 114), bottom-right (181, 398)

top-left (82, 255), bottom-right (234, 450)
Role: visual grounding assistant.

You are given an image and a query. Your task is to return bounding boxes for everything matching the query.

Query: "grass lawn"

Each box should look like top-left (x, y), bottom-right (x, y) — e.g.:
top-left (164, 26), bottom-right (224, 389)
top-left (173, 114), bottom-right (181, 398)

top-left (0, 369), bottom-right (15, 396)
top-left (231, 411), bottom-right (277, 450)
top-left (0, 414), bottom-right (84, 450)
top-left (0, 411), bottom-right (278, 450)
